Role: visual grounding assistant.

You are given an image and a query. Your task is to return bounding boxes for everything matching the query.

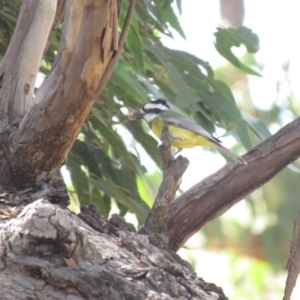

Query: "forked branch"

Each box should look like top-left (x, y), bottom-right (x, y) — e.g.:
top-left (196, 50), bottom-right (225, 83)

top-left (0, 0), bottom-right (136, 189)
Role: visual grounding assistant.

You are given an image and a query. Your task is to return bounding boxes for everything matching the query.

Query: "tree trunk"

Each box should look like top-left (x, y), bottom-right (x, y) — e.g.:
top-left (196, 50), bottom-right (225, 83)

top-left (0, 0), bottom-right (124, 189)
top-left (0, 196), bottom-right (227, 300)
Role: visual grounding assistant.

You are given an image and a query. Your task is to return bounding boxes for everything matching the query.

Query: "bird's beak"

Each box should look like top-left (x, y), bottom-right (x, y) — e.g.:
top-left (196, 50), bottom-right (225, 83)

top-left (127, 107), bottom-right (144, 120)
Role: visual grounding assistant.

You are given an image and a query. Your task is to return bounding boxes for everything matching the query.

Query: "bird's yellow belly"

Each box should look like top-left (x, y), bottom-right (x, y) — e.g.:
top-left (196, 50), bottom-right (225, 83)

top-left (151, 119), bottom-right (214, 149)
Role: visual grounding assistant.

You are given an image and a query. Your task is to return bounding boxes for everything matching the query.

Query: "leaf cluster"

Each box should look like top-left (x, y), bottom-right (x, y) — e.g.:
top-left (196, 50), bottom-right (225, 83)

top-left (0, 0), bottom-right (264, 223)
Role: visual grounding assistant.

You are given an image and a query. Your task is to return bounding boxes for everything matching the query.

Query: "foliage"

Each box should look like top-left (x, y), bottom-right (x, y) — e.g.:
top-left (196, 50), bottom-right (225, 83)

top-left (0, 0), bottom-right (20, 56)
top-left (0, 0), bottom-right (264, 221)
top-left (214, 26), bottom-right (260, 76)
top-left (1, 2), bottom-right (299, 292)
top-left (64, 0), bottom-right (266, 222)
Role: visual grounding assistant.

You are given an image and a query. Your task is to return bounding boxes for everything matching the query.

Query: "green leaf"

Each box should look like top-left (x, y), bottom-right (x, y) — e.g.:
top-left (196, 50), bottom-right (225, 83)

top-left (164, 49), bottom-right (213, 79)
top-left (0, 10), bottom-right (17, 23)
top-left (67, 161), bottom-right (90, 205)
top-left (90, 188), bottom-right (111, 217)
top-left (242, 111), bottom-right (271, 141)
top-left (153, 0), bottom-right (186, 38)
top-left (145, 43), bottom-right (197, 109)
top-left (210, 80), bottom-right (241, 124)
top-left (235, 26), bottom-right (260, 53)
top-left (176, 0), bottom-right (182, 14)
top-left (110, 59), bottom-right (147, 101)
top-left (126, 20), bottom-right (144, 70)
top-left (89, 177), bottom-right (149, 223)
top-left (136, 0), bottom-right (172, 37)
top-left (126, 119), bottom-right (161, 165)
top-left (214, 26), bottom-right (261, 76)
top-left (235, 119), bottom-right (253, 150)
top-left (91, 109), bottom-right (143, 173)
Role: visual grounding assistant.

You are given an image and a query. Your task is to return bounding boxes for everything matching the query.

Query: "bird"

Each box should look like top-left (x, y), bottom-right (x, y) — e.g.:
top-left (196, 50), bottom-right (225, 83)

top-left (139, 98), bottom-right (247, 165)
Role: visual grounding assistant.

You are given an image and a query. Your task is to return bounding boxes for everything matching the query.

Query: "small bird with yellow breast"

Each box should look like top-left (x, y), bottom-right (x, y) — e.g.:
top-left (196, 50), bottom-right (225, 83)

top-left (139, 98), bottom-right (247, 165)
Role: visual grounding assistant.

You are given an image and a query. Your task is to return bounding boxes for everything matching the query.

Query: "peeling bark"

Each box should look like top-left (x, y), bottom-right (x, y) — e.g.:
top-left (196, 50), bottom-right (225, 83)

top-left (0, 0), bottom-right (133, 190)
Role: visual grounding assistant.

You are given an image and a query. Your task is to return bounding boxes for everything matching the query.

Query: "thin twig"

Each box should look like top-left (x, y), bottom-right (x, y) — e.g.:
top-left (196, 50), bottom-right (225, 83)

top-left (284, 210), bottom-right (300, 300)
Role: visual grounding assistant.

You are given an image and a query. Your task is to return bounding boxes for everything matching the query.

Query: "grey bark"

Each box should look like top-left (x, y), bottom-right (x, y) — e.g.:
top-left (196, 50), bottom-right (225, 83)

top-left (0, 198), bottom-right (227, 300)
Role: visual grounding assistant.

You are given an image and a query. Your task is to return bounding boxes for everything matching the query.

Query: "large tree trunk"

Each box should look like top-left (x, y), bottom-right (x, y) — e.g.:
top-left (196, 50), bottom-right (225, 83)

top-left (0, 196), bottom-right (226, 299)
top-left (0, 0), bottom-right (124, 189)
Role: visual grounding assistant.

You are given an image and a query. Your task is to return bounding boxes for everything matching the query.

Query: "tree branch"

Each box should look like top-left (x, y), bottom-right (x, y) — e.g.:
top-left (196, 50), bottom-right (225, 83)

top-left (0, 0), bottom-right (135, 189)
top-left (0, 0), bottom-right (57, 122)
top-left (141, 125), bottom-right (189, 234)
top-left (43, 0), bottom-right (66, 59)
top-left (284, 210), bottom-right (300, 300)
top-left (164, 117), bottom-right (300, 251)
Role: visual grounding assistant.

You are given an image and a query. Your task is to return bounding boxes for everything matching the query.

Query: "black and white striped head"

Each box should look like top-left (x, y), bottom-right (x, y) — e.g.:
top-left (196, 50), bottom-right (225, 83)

top-left (140, 98), bottom-right (170, 123)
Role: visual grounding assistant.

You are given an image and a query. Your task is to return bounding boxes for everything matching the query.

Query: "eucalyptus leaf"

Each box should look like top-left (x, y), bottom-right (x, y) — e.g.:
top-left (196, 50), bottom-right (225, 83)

top-left (126, 20), bottom-right (144, 70)
top-left (214, 26), bottom-right (261, 76)
top-left (90, 177), bottom-right (149, 223)
top-left (242, 111), bottom-right (271, 141)
top-left (235, 119), bottom-right (253, 150)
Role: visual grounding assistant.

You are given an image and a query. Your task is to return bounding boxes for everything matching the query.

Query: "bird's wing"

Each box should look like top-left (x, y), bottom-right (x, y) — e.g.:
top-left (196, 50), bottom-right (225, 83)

top-left (160, 111), bottom-right (220, 143)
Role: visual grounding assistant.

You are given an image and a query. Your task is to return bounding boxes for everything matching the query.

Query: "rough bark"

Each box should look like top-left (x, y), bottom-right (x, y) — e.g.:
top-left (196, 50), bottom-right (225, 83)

top-left (0, 198), bottom-right (227, 300)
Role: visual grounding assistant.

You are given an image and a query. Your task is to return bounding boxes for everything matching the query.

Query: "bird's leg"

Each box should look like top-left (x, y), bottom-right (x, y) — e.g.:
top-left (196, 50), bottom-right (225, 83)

top-left (173, 148), bottom-right (182, 156)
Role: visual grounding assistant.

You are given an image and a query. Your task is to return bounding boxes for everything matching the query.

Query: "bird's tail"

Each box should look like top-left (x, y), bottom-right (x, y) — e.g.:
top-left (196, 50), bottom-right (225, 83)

top-left (214, 143), bottom-right (247, 165)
